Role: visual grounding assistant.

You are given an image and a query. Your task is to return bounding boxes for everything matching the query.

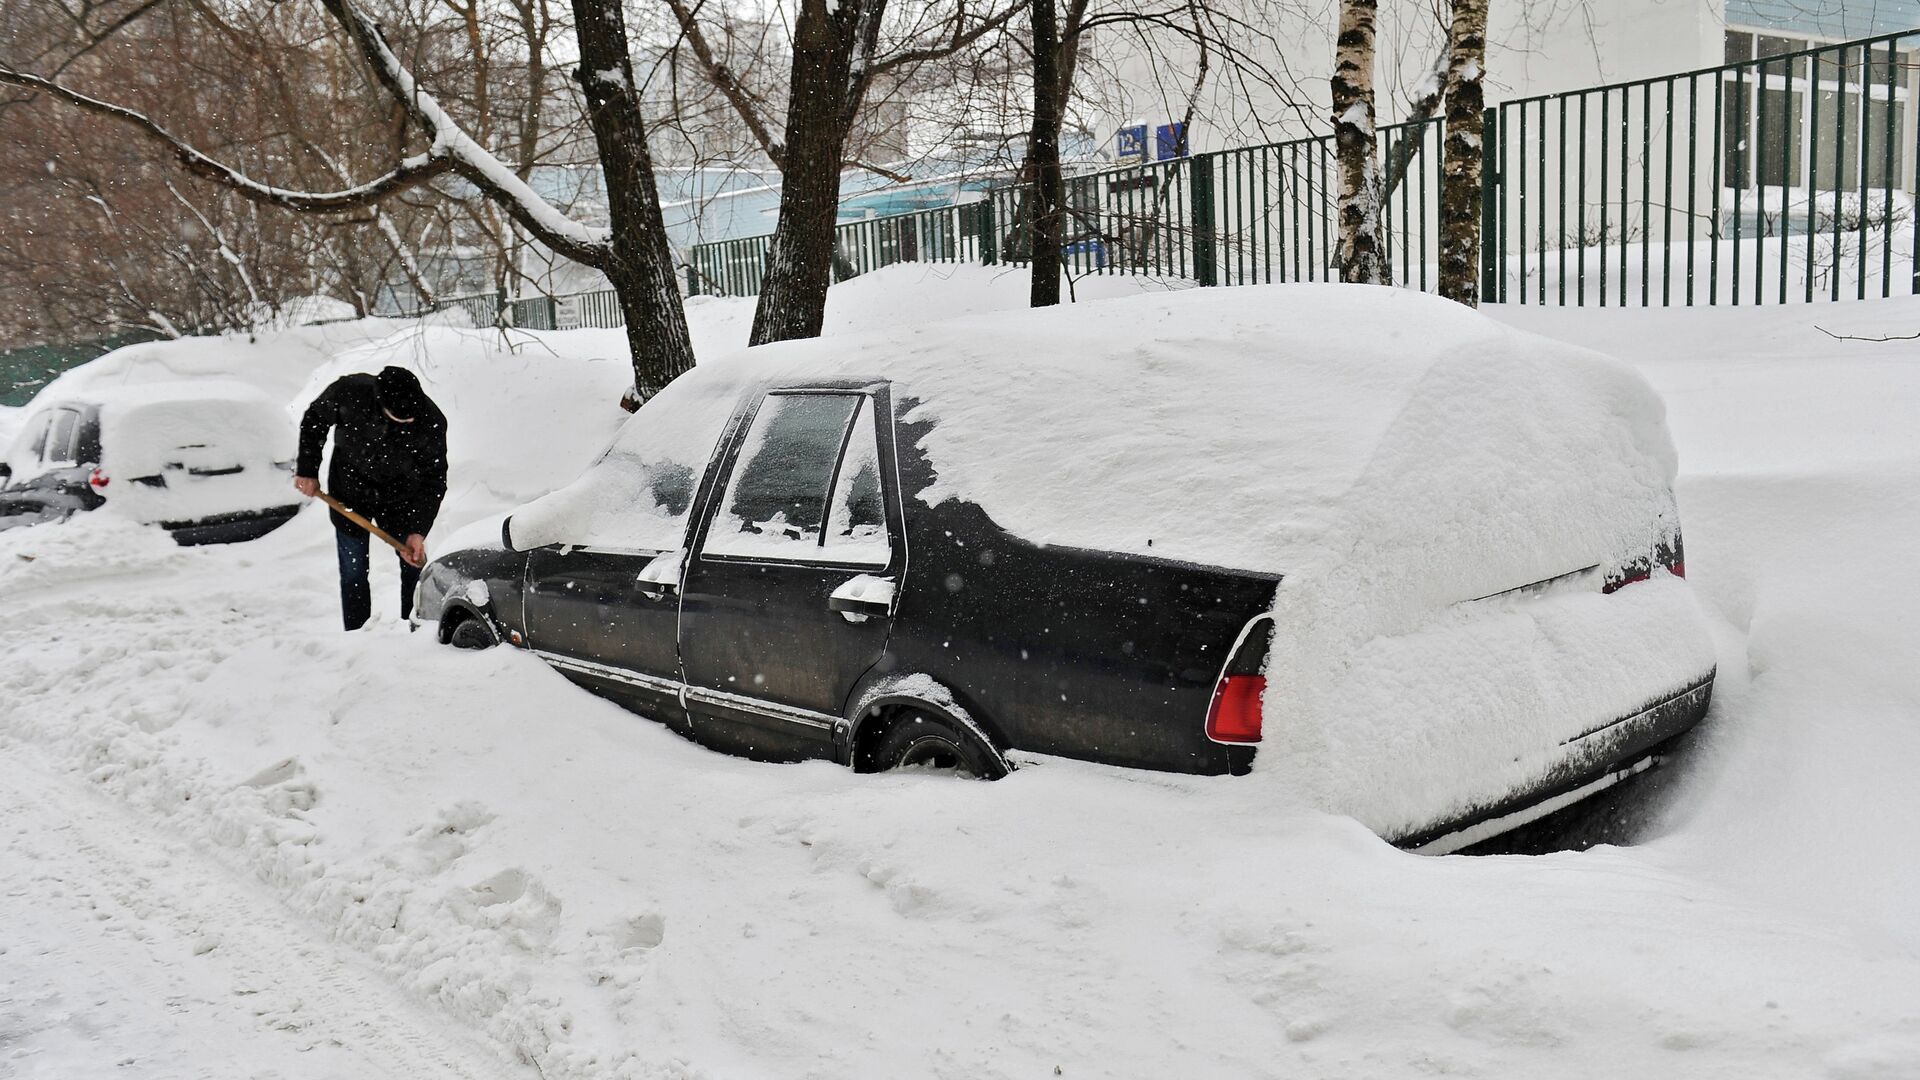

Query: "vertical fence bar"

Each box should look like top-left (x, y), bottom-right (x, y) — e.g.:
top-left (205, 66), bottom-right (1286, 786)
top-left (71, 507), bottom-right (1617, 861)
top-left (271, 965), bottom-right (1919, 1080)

top-left (1689, 75), bottom-right (1704, 303)
top-left (1882, 41), bottom-right (1897, 297)
top-left (1664, 78), bottom-right (1675, 305)
top-left (1779, 57), bottom-right (1792, 305)
top-left (1859, 44), bottom-right (1873, 299)
top-left (1539, 100), bottom-right (1549, 304)
top-left (1834, 45), bottom-right (1849, 301)
top-left (1620, 84), bottom-right (1631, 304)
top-left (1712, 74), bottom-right (1724, 304)
top-left (1643, 80), bottom-right (1653, 305)
top-left (1809, 48), bottom-right (1822, 302)
top-left (1561, 97), bottom-right (1570, 303)
top-left (1263, 148), bottom-right (1274, 283)
top-left (1755, 56), bottom-right (1768, 306)
top-left (1499, 103), bottom-right (1511, 301)
top-left (1600, 90), bottom-right (1610, 305)
top-left (1519, 104), bottom-right (1529, 301)
top-left (1419, 124), bottom-right (1430, 291)
top-left (1733, 62), bottom-right (1746, 305)
top-left (1482, 107), bottom-right (1501, 300)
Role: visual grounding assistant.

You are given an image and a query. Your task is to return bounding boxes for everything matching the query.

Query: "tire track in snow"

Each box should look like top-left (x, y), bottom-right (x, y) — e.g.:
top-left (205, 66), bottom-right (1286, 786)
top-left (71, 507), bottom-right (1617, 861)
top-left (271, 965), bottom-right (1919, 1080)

top-left (0, 747), bottom-right (531, 1080)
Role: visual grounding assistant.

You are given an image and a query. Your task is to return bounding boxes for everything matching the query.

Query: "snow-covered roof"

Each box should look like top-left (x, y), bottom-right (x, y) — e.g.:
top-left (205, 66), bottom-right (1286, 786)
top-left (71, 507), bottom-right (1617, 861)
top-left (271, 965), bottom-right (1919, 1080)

top-left (37, 378), bottom-right (277, 412)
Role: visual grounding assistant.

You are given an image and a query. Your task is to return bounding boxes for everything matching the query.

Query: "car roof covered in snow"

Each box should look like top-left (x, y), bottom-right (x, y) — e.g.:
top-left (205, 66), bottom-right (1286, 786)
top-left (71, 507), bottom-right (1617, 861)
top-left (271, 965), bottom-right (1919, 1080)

top-left (648, 283), bottom-right (1677, 589)
top-left (20, 379), bottom-right (293, 474)
top-left (33, 378), bottom-right (278, 413)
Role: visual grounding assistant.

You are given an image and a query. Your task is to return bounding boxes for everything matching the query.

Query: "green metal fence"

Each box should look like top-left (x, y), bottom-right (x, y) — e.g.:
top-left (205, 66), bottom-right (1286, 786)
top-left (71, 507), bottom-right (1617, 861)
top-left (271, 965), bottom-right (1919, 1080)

top-left (685, 26), bottom-right (1920, 308)
top-left (1489, 27), bottom-right (1920, 306)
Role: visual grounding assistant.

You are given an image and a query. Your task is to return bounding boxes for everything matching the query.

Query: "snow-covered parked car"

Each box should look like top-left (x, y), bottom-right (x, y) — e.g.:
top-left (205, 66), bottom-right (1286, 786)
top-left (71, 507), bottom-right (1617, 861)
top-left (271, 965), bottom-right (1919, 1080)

top-left (0, 382), bottom-right (303, 544)
top-left (414, 285), bottom-right (1716, 852)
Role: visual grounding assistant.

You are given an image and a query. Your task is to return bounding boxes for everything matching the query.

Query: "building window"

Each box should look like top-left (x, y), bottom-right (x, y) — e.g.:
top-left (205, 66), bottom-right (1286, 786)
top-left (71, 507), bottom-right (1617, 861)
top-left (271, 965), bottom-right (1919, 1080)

top-left (1723, 30), bottom-right (1911, 193)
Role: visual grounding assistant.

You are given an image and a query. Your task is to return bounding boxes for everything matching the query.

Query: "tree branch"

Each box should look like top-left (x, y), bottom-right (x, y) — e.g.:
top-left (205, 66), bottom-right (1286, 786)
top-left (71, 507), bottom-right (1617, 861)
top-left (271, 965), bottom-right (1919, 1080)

top-left (867, 0), bottom-right (1033, 77)
top-left (662, 0), bottom-right (787, 169)
top-left (314, 0), bottom-right (612, 267)
top-left (0, 67), bottom-right (456, 212)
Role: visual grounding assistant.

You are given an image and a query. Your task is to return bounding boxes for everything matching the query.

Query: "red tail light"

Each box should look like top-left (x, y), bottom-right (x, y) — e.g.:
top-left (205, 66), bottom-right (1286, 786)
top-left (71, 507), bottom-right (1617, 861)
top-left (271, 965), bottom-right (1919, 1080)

top-left (88, 468), bottom-right (109, 492)
top-left (1206, 674), bottom-right (1266, 743)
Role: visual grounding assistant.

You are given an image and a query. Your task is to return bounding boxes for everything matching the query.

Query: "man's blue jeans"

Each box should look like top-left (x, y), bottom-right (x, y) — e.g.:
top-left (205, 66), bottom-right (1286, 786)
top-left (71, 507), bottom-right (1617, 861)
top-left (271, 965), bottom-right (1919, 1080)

top-left (336, 527), bottom-right (421, 630)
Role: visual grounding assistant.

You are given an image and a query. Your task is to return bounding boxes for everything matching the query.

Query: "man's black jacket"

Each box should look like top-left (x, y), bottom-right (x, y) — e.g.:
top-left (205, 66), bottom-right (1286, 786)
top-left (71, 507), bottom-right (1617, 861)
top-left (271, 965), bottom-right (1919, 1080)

top-left (297, 373), bottom-right (448, 538)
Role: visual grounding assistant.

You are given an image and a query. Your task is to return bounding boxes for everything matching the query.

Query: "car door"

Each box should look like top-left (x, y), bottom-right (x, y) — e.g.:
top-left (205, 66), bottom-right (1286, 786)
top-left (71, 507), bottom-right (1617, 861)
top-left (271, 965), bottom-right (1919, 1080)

top-left (519, 394), bottom-right (743, 736)
top-left (678, 383), bottom-right (905, 762)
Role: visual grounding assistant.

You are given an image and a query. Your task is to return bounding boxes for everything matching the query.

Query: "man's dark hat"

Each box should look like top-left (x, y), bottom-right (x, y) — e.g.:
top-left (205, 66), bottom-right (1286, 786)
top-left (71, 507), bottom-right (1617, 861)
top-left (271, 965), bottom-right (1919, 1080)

top-left (375, 366), bottom-right (426, 417)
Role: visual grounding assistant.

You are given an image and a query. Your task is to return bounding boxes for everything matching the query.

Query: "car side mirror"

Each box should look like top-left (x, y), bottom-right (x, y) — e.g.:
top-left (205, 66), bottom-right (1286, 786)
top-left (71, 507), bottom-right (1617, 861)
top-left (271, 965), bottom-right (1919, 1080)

top-left (0, 462), bottom-right (10, 482)
top-left (500, 514), bottom-right (518, 553)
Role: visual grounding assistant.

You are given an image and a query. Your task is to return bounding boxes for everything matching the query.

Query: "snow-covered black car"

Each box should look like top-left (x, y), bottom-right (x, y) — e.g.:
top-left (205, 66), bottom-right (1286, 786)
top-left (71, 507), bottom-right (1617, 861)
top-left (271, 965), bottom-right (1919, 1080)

top-left (415, 286), bottom-right (1716, 852)
top-left (0, 382), bottom-right (303, 544)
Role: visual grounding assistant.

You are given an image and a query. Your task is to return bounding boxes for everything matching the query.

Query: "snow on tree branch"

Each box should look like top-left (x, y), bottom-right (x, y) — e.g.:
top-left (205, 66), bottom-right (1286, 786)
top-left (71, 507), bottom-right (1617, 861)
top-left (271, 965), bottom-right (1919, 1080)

top-left (316, 0), bottom-right (612, 268)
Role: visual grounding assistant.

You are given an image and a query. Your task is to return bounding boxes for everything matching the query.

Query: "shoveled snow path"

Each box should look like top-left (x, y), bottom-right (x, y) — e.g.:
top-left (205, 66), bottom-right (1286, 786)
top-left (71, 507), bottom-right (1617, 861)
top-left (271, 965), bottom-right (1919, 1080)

top-left (0, 746), bottom-right (528, 1080)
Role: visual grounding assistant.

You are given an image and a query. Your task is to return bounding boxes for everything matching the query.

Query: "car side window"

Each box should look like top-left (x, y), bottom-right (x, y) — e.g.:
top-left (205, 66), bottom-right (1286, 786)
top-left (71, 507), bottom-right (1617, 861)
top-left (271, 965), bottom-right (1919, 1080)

top-left (43, 410), bottom-right (79, 466)
top-left (704, 392), bottom-right (887, 563)
top-left (22, 412), bottom-right (52, 460)
top-left (820, 400), bottom-right (890, 567)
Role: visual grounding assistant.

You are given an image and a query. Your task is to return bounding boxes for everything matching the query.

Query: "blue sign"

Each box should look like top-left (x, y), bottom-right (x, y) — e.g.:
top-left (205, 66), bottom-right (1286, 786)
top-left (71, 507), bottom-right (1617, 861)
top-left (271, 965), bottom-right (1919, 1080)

top-left (1155, 123), bottom-right (1189, 160)
top-left (1115, 125), bottom-right (1148, 163)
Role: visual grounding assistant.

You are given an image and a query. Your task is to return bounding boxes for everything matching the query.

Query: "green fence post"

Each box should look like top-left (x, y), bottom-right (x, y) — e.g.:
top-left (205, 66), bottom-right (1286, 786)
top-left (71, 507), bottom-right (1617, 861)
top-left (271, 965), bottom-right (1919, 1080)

top-left (978, 200), bottom-right (998, 266)
top-left (1479, 107), bottom-right (1499, 302)
top-left (1190, 153), bottom-right (1218, 286)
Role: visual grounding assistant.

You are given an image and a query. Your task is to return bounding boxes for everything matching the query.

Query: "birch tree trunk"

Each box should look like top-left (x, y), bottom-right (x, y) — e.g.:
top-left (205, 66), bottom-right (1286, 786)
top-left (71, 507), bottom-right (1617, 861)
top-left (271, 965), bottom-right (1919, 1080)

top-left (1027, 0), bottom-right (1065, 307)
top-left (1332, 0), bottom-right (1387, 285)
top-left (1437, 0), bottom-right (1488, 306)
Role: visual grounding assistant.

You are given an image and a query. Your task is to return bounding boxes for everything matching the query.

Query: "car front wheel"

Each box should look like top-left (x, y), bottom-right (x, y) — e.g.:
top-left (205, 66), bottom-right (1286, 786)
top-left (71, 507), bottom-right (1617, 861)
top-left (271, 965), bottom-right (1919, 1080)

top-left (447, 615), bottom-right (498, 650)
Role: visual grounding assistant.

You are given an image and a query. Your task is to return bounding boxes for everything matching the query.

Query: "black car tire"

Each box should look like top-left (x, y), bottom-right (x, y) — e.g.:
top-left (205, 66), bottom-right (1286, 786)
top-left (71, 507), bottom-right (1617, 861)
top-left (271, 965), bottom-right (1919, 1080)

top-left (869, 710), bottom-right (1004, 779)
top-left (447, 614), bottom-right (498, 650)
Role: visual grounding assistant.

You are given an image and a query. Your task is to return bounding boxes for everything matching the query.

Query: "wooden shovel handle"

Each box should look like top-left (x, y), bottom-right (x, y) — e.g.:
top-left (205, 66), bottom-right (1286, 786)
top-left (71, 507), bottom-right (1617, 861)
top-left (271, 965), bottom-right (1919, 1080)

top-left (316, 490), bottom-right (410, 558)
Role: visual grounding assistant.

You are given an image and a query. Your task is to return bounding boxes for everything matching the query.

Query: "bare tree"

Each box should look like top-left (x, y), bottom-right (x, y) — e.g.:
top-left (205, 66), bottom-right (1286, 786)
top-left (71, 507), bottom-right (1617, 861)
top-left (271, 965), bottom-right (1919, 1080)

top-left (1332, 0), bottom-right (1386, 284)
top-left (0, 0), bottom-right (696, 397)
top-left (1027, 0), bottom-right (1066, 306)
top-left (1437, 0), bottom-right (1486, 305)
top-left (666, 0), bottom-right (1030, 344)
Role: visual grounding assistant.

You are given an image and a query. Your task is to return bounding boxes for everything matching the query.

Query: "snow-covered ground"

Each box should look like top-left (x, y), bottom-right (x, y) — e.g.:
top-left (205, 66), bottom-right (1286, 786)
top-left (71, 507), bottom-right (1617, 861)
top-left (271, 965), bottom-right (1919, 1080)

top-left (4, 266), bottom-right (1919, 1078)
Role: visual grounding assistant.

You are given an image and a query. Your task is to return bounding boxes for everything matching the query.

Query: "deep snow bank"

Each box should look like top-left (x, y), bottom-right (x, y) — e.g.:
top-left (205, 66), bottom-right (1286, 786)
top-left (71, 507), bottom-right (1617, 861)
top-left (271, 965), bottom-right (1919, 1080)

top-left (4, 280), bottom-right (1920, 1077)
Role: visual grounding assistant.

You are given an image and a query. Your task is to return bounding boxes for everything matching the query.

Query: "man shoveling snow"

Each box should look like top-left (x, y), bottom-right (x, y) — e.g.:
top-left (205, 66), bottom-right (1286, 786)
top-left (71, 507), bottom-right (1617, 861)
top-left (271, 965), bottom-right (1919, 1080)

top-left (294, 366), bottom-right (447, 630)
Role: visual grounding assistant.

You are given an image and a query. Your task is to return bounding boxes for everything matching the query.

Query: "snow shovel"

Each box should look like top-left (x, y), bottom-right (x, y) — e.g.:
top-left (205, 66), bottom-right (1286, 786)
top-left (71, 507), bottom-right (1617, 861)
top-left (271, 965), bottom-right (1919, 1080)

top-left (316, 491), bottom-right (417, 566)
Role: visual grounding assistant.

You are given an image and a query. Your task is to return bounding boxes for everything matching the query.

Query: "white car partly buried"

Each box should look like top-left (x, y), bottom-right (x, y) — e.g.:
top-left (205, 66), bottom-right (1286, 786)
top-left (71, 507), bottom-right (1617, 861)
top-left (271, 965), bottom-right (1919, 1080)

top-left (0, 381), bottom-right (303, 544)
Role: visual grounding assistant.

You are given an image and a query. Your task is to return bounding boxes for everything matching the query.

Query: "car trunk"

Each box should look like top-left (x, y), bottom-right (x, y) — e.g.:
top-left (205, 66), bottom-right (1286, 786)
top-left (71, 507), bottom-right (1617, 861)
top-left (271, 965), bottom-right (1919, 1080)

top-left (96, 398), bottom-right (297, 527)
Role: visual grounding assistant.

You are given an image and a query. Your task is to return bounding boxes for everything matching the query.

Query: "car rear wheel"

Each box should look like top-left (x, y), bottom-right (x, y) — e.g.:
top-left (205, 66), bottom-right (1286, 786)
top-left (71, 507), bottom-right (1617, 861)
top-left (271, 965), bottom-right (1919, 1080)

top-left (447, 614), bottom-right (497, 650)
top-left (868, 711), bottom-right (1004, 779)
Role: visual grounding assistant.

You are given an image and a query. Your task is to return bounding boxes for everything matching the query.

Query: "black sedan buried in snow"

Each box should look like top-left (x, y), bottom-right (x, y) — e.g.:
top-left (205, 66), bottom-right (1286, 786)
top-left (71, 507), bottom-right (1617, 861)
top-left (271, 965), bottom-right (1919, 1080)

top-left (414, 286), bottom-right (1716, 853)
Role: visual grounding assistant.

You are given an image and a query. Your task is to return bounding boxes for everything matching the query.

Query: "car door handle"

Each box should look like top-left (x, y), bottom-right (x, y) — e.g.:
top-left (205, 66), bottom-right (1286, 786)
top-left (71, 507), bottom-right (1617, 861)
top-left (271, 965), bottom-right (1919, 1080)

top-left (828, 575), bottom-right (896, 623)
top-left (635, 549), bottom-right (684, 600)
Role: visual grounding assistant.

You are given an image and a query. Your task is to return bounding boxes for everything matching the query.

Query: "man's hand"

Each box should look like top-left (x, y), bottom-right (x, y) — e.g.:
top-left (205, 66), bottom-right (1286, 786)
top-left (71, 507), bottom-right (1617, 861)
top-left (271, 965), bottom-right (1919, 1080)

top-left (294, 476), bottom-right (319, 498)
top-left (403, 533), bottom-right (427, 568)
